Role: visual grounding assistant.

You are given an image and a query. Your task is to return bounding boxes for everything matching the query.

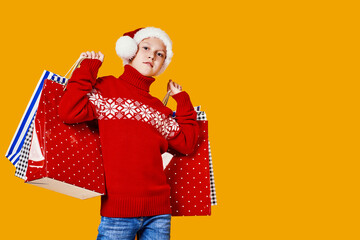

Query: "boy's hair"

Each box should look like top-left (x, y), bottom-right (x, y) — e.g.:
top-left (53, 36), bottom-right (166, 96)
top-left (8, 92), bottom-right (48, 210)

top-left (116, 27), bottom-right (173, 76)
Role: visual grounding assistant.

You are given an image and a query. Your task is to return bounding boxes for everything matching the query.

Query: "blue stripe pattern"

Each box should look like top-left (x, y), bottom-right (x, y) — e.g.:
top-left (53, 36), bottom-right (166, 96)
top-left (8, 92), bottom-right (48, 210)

top-left (5, 70), bottom-right (67, 165)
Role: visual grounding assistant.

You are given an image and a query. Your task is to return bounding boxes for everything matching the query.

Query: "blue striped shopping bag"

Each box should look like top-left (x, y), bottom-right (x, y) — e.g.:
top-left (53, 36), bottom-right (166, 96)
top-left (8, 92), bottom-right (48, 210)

top-left (5, 58), bottom-right (82, 179)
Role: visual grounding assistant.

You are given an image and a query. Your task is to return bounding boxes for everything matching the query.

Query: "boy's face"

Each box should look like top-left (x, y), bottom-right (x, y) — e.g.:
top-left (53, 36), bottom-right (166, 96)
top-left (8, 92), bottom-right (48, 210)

top-left (129, 37), bottom-right (167, 77)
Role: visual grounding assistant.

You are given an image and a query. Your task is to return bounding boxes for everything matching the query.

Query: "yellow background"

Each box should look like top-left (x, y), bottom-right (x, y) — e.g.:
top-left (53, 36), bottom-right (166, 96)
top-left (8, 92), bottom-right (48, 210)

top-left (1, 0), bottom-right (359, 239)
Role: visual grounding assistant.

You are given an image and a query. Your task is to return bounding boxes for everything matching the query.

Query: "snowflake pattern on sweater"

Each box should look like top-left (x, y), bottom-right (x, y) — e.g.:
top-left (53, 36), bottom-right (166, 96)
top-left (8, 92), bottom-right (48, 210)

top-left (87, 89), bottom-right (180, 140)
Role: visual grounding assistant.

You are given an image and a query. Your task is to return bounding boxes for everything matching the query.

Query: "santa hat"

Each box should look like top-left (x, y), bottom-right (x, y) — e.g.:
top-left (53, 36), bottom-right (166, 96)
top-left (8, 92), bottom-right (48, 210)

top-left (115, 27), bottom-right (173, 76)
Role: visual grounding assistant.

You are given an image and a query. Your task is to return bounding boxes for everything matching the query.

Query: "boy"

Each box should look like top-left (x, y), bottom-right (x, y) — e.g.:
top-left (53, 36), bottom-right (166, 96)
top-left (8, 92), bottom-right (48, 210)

top-left (59, 27), bottom-right (199, 240)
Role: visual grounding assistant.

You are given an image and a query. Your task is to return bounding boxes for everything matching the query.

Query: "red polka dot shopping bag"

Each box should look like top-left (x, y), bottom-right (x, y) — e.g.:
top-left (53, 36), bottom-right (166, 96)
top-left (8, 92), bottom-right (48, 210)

top-left (6, 58), bottom-right (106, 199)
top-left (162, 93), bottom-right (217, 216)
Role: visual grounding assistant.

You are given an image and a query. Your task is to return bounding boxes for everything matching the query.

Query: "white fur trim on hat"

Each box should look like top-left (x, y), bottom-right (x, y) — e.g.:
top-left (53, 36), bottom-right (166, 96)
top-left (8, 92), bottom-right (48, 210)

top-left (115, 35), bottom-right (138, 65)
top-left (115, 27), bottom-right (173, 76)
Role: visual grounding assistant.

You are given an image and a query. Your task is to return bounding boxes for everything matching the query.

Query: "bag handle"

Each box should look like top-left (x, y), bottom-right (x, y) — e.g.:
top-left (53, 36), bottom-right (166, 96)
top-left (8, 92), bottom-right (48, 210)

top-left (63, 56), bottom-right (86, 91)
top-left (162, 90), bottom-right (171, 106)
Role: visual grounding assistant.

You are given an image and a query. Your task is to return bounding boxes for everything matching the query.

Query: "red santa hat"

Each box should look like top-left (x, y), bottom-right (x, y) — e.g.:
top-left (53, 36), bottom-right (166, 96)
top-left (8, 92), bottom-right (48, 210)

top-left (115, 27), bottom-right (173, 76)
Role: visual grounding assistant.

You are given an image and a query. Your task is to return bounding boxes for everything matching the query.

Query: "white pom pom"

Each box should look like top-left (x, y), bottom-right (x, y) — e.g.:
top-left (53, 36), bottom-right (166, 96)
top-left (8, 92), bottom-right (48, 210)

top-left (115, 36), bottom-right (138, 60)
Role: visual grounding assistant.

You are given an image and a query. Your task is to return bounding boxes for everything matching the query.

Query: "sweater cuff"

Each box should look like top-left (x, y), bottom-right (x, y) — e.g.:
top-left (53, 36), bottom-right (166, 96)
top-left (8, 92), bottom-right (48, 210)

top-left (79, 58), bottom-right (102, 72)
top-left (70, 58), bottom-right (102, 85)
top-left (172, 91), bottom-right (194, 115)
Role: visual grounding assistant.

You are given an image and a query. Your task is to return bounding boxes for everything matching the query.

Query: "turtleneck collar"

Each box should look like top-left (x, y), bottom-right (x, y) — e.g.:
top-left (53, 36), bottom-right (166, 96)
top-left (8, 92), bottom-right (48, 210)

top-left (119, 65), bottom-right (155, 92)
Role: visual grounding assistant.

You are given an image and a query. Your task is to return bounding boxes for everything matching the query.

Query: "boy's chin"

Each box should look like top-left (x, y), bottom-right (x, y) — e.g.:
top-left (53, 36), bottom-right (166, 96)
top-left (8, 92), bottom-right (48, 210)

top-left (138, 68), bottom-right (157, 77)
top-left (130, 63), bottom-right (162, 77)
top-left (140, 71), bottom-right (153, 77)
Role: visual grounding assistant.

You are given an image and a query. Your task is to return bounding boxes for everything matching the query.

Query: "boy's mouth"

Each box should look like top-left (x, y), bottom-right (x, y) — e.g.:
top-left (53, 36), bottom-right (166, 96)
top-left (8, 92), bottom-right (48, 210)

top-left (143, 62), bottom-right (153, 68)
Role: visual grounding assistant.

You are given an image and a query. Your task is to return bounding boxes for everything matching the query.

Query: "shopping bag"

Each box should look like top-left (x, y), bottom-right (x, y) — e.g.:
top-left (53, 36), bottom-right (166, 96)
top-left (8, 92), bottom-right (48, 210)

top-left (6, 59), bottom-right (81, 178)
top-left (169, 108), bottom-right (217, 206)
top-left (6, 58), bottom-right (106, 199)
top-left (5, 70), bottom-right (68, 174)
top-left (161, 92), bottom-right (216, 216)
top-left (14, 118), bottom-right (35, 180)
top-left (208, 140), bottom-right (217, 206)
top-left (195, 108), bottom-right (217, 206)
top-left (164, 110), bottom-right (211, 216)
top-left (25, 77), bottom-right (105, 199)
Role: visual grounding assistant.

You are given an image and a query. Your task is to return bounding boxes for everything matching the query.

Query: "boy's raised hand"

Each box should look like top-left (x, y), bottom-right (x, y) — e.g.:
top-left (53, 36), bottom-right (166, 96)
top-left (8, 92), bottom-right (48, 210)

top-left (80, 51), bottom-right (104, 62)
top-left (167, 79), bottom-right (183, 96)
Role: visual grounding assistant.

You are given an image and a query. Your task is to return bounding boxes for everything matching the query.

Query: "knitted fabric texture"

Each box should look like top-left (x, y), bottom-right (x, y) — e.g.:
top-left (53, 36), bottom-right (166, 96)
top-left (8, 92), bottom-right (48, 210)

top-left (58, 59), bottom-right (199, 217)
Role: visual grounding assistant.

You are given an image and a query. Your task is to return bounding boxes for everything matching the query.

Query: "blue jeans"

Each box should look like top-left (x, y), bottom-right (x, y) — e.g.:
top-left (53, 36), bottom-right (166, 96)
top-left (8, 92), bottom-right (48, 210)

top-left (96, 214), bottom-right (171, 240)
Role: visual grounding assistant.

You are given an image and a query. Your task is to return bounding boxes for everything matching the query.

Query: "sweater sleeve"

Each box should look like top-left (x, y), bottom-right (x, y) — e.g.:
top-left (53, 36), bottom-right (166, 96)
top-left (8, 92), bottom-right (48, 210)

top-left (167, 91), bottom-right (200, 155)
top-left (58, 58), bottom-right (102, 124)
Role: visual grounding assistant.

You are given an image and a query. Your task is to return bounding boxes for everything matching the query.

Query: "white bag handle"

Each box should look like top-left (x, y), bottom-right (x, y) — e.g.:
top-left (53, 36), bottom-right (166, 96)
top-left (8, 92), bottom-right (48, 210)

top-left (63, 56), bottom-right (86, 91)
top-left (162, 90), bottom-right (171, 106)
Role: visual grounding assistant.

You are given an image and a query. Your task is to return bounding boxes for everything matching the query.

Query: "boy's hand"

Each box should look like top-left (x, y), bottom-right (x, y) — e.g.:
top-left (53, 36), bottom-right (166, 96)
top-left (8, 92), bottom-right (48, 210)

top-left (80, 51), bottom-right (104, 62)
top-left (167, 79), bottom-right (183, 96)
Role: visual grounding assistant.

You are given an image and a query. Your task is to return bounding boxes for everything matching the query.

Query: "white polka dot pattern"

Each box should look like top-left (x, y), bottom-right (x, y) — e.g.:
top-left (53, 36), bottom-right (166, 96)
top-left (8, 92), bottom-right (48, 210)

top-left (164, 120), bottom-right (211, 216)
top-left (25, 79), bottom-right (106, 198)
top-left (87, 89), bottom-right (180, 140)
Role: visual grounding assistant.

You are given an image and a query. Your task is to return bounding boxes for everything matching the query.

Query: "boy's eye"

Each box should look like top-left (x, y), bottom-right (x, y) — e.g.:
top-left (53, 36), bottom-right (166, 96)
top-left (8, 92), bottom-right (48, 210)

top-left (157, 53), bottom-right (164, 57)
top-left (143, 46), bottom-right (148, 50)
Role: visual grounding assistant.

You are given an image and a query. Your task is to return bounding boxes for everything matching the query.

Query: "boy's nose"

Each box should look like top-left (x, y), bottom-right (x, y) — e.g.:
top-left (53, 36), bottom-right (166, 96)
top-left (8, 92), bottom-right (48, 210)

top-left (148, 52), bottom-right (155, 60)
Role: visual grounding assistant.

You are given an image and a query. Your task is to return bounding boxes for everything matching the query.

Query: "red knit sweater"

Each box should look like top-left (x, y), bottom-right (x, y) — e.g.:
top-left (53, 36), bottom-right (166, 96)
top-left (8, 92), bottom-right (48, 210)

top-left (58, 59), bottom-right (199, 217)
